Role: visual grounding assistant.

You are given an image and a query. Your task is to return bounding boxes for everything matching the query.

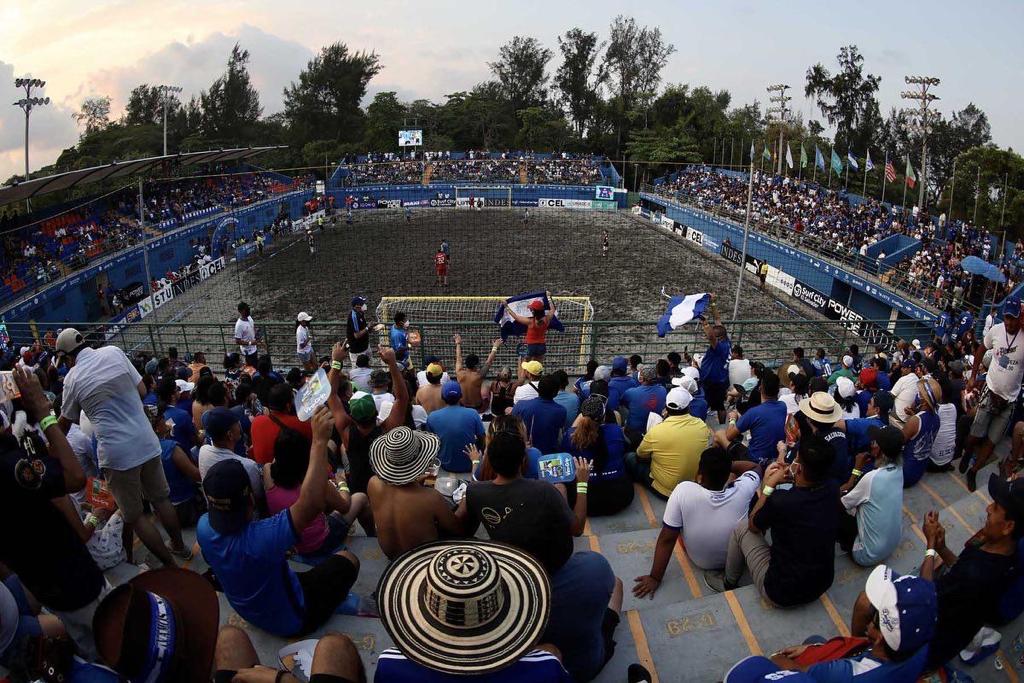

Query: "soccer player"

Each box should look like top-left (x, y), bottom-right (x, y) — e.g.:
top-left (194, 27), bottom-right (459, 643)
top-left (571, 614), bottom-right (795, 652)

top-left (306, 228), bottom-right (316, 256)
top-left (434, 248), bottom-right (449, 288)
top-left (440, 239), bottom-right (450, 257)
top-left (522, 208), bottom-right (530, 224)
top-left (602, 230), bottom-right (609, 257)
top-left (405, 206), bottom-right (413, 222)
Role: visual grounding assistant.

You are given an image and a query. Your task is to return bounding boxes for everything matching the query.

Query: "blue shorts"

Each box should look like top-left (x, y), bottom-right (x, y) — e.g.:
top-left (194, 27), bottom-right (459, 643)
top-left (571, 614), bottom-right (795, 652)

top-left (527, 343), bottom-right (547, 358)
top-left (1, 575), bottom-right (43, 664)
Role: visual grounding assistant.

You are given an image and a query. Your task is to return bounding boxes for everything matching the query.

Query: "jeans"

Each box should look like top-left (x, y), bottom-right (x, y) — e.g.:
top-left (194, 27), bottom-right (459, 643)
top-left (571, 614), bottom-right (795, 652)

top-left (544, 552), bottom-right (616, 681)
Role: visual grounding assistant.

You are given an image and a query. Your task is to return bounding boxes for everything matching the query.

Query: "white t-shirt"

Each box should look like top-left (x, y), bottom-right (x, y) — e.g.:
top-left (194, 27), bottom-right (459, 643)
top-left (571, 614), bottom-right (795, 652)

top-left (61, 346), bottom-right (160, 471)
top-left (372, 392), bottom-right (396, 413)
top-left (350, 366), bottom-right (373, 392)
top-left (296, 325), bottom-right (312, 354)
top-left (513, 381), bottom-right (540, 405)
top-left (931, 403), bottom-right (957, 466)
top-left (198, 444), bottom-right (263, 497)
top-left (663, 470), bottom-right (761, 570)
top-left (728, 359), bottom-right (752, 388)
top-left (984, 322), bottom-right (1024, 401)
top-left (889, 373), bottom-right (920, 428)
top-left (234, 316), bottom-right (257, 355)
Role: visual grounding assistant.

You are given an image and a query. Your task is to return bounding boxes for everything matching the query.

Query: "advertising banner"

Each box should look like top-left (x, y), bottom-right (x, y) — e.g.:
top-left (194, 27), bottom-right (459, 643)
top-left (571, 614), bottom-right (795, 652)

top-left (538, 198), bottom-right (592, 209)
top-left (199, 257), bottom-right (226, 280)
top-left (591, 200), bottom-right (617, 210)
top-left (136, 296), bottom-right (154, 319)
top-left (685, 226), bottom-right (704, 246)
top-left (767, 266), bottom-right (795, 297)
top-left (595, 185), bottom-right (615, 200)
top-left (152, 285), bottom-right (174, 309)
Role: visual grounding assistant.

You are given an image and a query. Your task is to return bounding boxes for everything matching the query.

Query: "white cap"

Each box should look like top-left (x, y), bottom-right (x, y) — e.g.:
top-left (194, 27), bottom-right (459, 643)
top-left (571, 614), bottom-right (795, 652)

top-left (297, 311), bottom-right (313, 322)
top-left (835, 376), bottom-right (856, 399)
top-left (681, 366), bottom-right (700, 382)
top-left (672, 376), bottom-right (698, 394)
top-left (55, 328), bottom-right (85, 355)
top-left (786, 364), bottom-right (802, 377)
top-left (911, 339), bottom-right (921, 350)
top-left (666, 387), bottom-right (693, 411)
top-left (593, 365), bottom-right (611, 381)
top-left (842, 354), bottom-right (854, 368)
top-left (175, 379), bottom-right (195, 393)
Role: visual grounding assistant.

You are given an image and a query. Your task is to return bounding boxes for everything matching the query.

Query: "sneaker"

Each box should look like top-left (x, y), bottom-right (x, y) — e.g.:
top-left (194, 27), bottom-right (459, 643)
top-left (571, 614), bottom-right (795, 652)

top-left (959, 454), bottom-right (973, 474)
top-left (967, 469), bottom-right (978, 492)
top-left (627, 663), bottom-right (653, 683)
top-left (703, 570), bottom-right (734, 594)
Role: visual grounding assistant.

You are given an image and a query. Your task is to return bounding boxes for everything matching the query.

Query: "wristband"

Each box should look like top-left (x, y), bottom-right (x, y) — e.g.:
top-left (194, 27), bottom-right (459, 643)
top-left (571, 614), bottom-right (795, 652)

top-left (762, 485), bottom-right (774, 497)
top-left (729, 419), bottom-right (737, 426)
top-left (925, 548), bottom-right (938, 559)
top-left (39, 415), bottom-right (58, 431)
top-left (851, 468), bottom-right (863, 477)
top-left (337, 483), bottom-right (350, 493)
top-left (576, 482), bottom-right (589, 494)
top-left (84, 514), bottom-right (99, 529)
top-left (330, 361), bottom-right (343, 371)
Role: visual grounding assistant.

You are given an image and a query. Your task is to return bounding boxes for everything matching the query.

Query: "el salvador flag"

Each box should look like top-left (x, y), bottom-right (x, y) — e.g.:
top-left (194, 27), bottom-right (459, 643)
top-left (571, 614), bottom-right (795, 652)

top-left (493, 290), bottom-right (564, 340)
top-left (657, 293), bottom-right (710, 337)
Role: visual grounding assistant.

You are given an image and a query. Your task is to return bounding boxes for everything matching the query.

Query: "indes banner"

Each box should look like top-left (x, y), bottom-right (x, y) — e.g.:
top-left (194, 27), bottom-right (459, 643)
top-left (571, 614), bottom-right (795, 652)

top-left (538, 198), bottom-right (592, 209)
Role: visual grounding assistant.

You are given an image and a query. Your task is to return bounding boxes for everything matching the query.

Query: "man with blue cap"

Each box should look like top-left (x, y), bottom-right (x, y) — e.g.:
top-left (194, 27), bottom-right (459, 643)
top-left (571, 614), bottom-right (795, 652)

top-left (962, 296), bottom-right (1024, 490)
top-left (346, 295), bottom-right (370, 366)
top-left (425, 380), bottom-right (486, 474)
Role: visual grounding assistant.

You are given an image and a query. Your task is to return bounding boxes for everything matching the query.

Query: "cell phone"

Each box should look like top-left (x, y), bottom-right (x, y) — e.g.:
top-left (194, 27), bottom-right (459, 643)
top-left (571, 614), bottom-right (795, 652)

top-left (0, 371), bottom-right (20, 400)
top-left (537, 453), bottom-right (576, 484)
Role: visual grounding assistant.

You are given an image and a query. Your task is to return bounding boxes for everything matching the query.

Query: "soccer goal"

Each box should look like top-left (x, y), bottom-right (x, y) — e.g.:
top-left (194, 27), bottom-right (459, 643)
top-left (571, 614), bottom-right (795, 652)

top-left (375, 295), bottom-right (594, 374)
top-left (453, 186), bottom-right (513, 209)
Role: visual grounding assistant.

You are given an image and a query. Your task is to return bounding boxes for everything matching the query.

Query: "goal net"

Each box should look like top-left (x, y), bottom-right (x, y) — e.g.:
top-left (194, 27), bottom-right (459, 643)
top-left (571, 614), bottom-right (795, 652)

top-left (375, 295), bottom-right (594, 374)
top-left (453, 186), bottom-right (513, 208)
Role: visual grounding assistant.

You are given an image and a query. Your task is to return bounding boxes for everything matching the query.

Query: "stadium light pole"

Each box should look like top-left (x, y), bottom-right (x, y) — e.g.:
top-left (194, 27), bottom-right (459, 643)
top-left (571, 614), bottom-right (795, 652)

top-left (733, 158), bottom-right (756, 319)
top-left (157, 85), bottom-right (182, 156)
top-left (901, 76), bottom-right (940, 210)
top-left (766, 84), bottom-right (790, 176)
top-left (13, 77), bottom-right (50, 211)
top-left (138, 178), bottom-right (159, 326)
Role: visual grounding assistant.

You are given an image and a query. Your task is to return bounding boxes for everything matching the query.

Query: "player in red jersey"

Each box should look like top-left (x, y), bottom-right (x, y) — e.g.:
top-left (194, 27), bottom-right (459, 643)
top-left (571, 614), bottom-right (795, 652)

top-left (434, 248), bottom-right (449, 287)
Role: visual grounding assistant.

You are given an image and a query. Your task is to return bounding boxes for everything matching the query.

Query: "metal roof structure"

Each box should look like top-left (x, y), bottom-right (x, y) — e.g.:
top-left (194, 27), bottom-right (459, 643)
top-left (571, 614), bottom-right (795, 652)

top-left (0, 146), bottom-right (287, 207)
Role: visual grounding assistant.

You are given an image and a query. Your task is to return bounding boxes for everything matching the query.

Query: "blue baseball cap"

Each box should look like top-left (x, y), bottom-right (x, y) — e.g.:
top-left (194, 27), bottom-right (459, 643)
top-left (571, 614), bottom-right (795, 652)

top-left (351, 296), bottom-right (367, 307)
top-left (865, 565), bottom-right (937, 655)
top-left (441, 380), bottom-right (463, 403)
top-left (724, 656), bottom-right (814, 682)
top-left (901, 358), bottom-right (918, 370)
top-left (1005, 298), bottom-right (1021, 319)
top-left (612, 356), bottom-right (627, 371)
top-left (202, 459), bottom-right (251, 534)
top-left (203, 407), bottom-right (240, 440)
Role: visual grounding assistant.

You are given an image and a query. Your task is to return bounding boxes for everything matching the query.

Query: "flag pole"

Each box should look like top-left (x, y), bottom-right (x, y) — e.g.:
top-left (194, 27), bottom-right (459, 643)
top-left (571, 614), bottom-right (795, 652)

top-left (844, 150), bottom-right (850, 189)
top-left (828, 144), bottom-right (833, 189)
top-left (813, 147), bottom-right (817, 183)
top-left (798, 141), bottom-right (803, 181)
top-left (947, 156), bottom-right (957, 222)
top-left (881, 151), bottom-right (888, 203)
top-left (862, 151), bottom-right (869, 197)
top-left (733, 159), bottom-right (755, 319)
top-left (902, 155), bottom-right (909, 211)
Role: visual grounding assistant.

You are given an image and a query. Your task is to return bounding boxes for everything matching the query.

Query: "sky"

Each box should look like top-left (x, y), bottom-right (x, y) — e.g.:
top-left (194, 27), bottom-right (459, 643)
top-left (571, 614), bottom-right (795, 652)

top-left (0, 0), bottom-right (1021, 182)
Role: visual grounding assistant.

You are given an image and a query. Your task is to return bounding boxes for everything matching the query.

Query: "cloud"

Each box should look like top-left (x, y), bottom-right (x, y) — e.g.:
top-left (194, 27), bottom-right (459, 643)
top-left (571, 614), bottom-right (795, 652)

top-left (0, 60), bottom-right (79, 183)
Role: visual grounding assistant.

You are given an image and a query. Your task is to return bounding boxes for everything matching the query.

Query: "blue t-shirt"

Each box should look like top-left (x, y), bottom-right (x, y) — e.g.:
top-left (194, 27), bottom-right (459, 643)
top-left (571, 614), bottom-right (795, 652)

top-left (390, 326), bottom-right (409, 363)
top-left (374, 649), bottom-right (573, 682)
top-left (822, 427), bottom-right (851, 484)
top-left (554, 391), bottom-right (580, 430)
top-left (689, 394), bottom-right (710, 422)
top-left (736, 399), bottom-right (787, 464)
top-left (855, 390), bottom-right (872, 418)
top-left (936, 311), bottom-right (953, 338)
top-left (196, 510), bottom-right (305, 636)
top-left (158, 438), bottom-right (195, 505)
top-left (201, 408), bottom-right (250, 457)
top-left (562, 424), bottom-right (628, 482)
top-left (606, 375), bottom-right (639, 410)
top-left (700, 338), bottom-right (732, 385)
top-left (512, 398), bottom-right (568, 454)
top-left (952, 311), bottom-right (974, 342)
top-left (844, 415), bottom-right (884, 454)
top-left (875, 372), bottom-right (892, 392)
top-left (164, 405), bottom-right (197, 455)
top-left (807, 646), bottom-right (929, 682)
top-left (621, 384), bottom-right (668, 433)
top-left (426, 405), bottom-right (485, 472)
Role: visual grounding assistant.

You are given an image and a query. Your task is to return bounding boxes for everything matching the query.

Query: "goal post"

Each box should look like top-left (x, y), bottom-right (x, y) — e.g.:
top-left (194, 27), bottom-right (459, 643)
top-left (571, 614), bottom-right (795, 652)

top-left (375, 295), bottom-right (594, 374)
top-left (453, 186), bottom-right (513, 209)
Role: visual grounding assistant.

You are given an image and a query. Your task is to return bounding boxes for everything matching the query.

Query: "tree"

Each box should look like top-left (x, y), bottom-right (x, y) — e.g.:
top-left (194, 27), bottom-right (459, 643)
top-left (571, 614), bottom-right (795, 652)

top-left (437, 84), bottom-right (516, 150)
top-left (804, 45), bottom-right (881, 152)
top-left (516, 106), bottom-right (570, 151)
top-left (199, 44), bottom-right (262, 141)
top-left (72, 97), bottom-right (111, 136)
top-left (554, 28), bottom-right (606, 139)
top-left (488, 36), bottom-right (553, 119)
top-left (124, 85), bottom-right (182, 126)
top-left (284, 42), bottom-right (382, 147)
top-left (926, 104), bottom-right (992, 203)
top-left (364, 91), bottom-right (407, 152)
top-left (943, 146), bottom-right (1024, 235)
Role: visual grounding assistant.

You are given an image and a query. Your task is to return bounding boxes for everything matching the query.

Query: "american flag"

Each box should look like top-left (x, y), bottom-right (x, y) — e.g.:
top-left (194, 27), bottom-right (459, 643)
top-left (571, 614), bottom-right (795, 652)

top-left (884, 159), bottom-right (897, 183)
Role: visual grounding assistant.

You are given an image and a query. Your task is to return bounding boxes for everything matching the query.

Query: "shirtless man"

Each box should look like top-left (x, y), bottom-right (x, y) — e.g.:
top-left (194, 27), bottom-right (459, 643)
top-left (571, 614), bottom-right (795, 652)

top-left (415, 363), bottom-right (446, 414)
top-left (453, 334), bottom-right (502, 412)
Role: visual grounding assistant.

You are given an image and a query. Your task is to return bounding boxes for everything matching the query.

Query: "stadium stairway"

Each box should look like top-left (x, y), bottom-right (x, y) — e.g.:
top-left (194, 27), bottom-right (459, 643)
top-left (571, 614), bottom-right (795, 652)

top-left (99, 449), bottom-right (1023, 682)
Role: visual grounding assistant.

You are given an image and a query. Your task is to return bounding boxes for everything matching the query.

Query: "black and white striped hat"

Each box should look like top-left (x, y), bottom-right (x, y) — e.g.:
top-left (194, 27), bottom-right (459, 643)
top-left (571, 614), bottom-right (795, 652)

top-left (369, 426), bottom-right (440, 485)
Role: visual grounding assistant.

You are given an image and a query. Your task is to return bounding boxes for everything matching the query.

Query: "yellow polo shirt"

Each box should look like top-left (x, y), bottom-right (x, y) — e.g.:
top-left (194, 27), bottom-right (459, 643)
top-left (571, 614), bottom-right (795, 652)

top-left (637, 414), bottom-right (712, 497)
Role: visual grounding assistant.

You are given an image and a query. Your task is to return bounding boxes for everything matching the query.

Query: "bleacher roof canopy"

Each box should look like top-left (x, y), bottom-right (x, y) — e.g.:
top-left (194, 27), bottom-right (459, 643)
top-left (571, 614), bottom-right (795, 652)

top-left (0, 146), bottom-right (287, 207)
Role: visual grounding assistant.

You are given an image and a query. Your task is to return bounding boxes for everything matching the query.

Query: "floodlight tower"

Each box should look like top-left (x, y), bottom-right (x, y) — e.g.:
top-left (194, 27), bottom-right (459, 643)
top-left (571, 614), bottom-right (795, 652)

top-left (157, 85), bottom-right (183, 156)
top-left (766, 84), bottom-right (790, 175)
top-left (13, 78), bottom-right (50, 204)
top-left (901, 76), bottom-right (940, 209)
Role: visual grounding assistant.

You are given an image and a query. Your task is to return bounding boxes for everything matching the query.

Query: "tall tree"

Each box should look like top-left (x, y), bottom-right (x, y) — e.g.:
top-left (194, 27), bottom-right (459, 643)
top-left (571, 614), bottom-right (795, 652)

top-left (488, 36), bottom-right (553, 118)
top-left (72, 96), bottom-right (111, 136)
top-left (554, 28), bottom-right (606, 139)
top-left (804, 45), bottom-right (881, 152)
top-left (283, 42), bottom-right (382, 147)
top-left (926, 103), bottom-right (992, 202)
top-left (124, 85), bottom-right (182, 126)
top-left (200, 44), bottom-right (262, 141)
top-left (364, 91), bottom-right (408, 152)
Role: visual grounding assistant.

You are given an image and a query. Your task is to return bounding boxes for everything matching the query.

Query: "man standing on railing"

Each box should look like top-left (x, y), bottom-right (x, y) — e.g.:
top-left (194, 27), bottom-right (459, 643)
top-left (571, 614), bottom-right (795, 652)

top-left (698, 295), bottom-right (731, 426)
top-left (346, 296), bottom-right (370, 367)
top-left (234, 302), bottom-right (259, 368)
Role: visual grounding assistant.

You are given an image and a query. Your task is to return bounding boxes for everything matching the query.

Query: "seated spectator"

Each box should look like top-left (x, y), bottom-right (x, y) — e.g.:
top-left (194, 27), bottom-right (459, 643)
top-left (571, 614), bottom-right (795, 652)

top-left (629, 387), bottom-right (712, 498)
top-left (425, 380), bottom-right (485, 475)
top-left (839, 426), bottom-right (904, 566)
top-left (415, 363), bottom-right (446, 414)
top-left (197, 407), bottom-right (263, 498)
top-left (188, 351), bottom-right (209, 383)
top-left (900, 379), bottom-right (941, 488)
top-left (707, 434), bottom-right (839, 607)
top-left (606, 356), bottom-right (639, 410)
top-left (840, 390), bottom-right (894, 455)
top-left (349, 353), bottom-right (373, 392)
top-left (513, 360), bottom-right (544, 404)
top-left (919, 475), bottom-right (1023, 670)
top-left (562, 395), bottom-right (634, 516)
top-left (621, 366), bottom-right (668, 447)
top-left (512, 374), bottom-right (567, 454)
top-left (250, 383), bottom-right (313, 465)
top-left (890, 359), bottom-right (921, 429)
top-left (489, 366), bottom-right (517, 416)
top-left (367, 426), bottom-right (463, 560)
top-left (834, 376), bottom-right (860, 419)
top-left (197, 406), bottom-right (360, 637)
top-left (552, 369), bottom-right (580, 429)
top-left (928, 379), bottom-right (957, 472)
top-left (634, 448), bottom-right (761, 598)
top-left (472, 414), bottom-right (543, 481)
top-left (458, 431), bottom-right (620, 681)
top-left (798, 392), bottom-right (850, 485)
top-left (715, 372), bottom-right (786, 466)
top-left (375, 541), bottom-right (576, 682)
top-left (264, 428), bottom-right (368, 559)
top-left (150, 403), bottom-right (203, 527)
top-left (728, 345), bottom-right (752, 387)
top-left (156, 377), bottom-right (199, 455)
top-left (828, 355), bottom-right (856, 385)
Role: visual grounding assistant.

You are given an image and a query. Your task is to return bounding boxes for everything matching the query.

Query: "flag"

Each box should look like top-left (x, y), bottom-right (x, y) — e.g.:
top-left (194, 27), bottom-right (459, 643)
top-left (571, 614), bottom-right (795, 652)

top-left (749, 141), bottom-right (755, 160)
top-left (800, 145), bottom-right (808, 168)
top-left (885, 159), bottom-right (897, 182)
top-left (830, 149), bottom-right (843, 175)
top-left (657, 293), bottom-right (710, 337)
top-left (762, 145), bottom-right (772, 161)
top-left (815, 146), bottom-right (825, 171)
top-left (905, 158), bottom-right (917, 189)
top-left (493, 291), bottom-right (564, 340)
top-left (847, 151), bottom-right (859, 171)
top-left (865, 150), bottom-right (874, 172)
top-left (786, 145), bottom-right (794, 169)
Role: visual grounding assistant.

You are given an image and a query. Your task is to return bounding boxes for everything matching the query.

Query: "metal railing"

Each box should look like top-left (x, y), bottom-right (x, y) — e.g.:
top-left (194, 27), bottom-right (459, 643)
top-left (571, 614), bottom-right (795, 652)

top-left (11, 317), bottom-right (901, 376)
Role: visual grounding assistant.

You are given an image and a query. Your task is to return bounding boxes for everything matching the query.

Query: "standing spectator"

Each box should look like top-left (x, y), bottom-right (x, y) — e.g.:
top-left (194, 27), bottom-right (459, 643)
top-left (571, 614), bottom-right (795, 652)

top-left (389, 312), bottom-right (411, 368)
top-left (839, 426), bottom-right (904, 566)
top-left (512, 375), bottom-right (568, 454)
top-left (453, 334), bottom-right (501, 412)
top-left (562, 395), bottom-right (634, 516)
top-left (346, 296), bottom-right (370, 366)
top-left (699, 305), bottom-right (732, 425)
top-left (621, 366), bottom-right (668, 447)
top-left (634, 448), bottom-right (761, 598)
top-left (716, 372), bottom-right (787, 466)
top-left (295, 311), bottom-right (314, 371)
top-left (250, 383), bottom-right (313, 465)
top-left (234, 302), bottom-right (258, 367)
top-left (629, 387), bottom-right (712, 498)
top-left (426, 381), bottom-right (485, 474)
top-left (507, 292), bottom-right (557, 366)
top-left (56, 328), bottom-right (189, 568)
top-left (728, 345), bottom-right (752, 388)
top-left (706, 434), bottom-right (839, 607)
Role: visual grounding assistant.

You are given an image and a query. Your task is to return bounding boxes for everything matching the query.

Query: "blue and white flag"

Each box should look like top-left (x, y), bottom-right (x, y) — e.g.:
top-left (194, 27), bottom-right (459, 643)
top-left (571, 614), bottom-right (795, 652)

top-left (847, 151), bottom-right (859, 171)
top-left (493, 290), bottom-right (564, 340)
top-left (657, 293), bottom-right (710, 337)
top-left (865, 149), bottom-right (874, 172)
top-left (815, 146), bottom-right (825, 171)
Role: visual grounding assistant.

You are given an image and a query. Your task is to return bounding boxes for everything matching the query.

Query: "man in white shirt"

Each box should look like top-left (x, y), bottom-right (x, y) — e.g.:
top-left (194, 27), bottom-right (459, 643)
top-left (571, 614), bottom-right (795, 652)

top-left (962, 298), bottom-right (1024, 491)
top-left (513, 360), bottom-right (543, 405)
top-left (633, 447), bottom-right (761, 598)
top-left (728, 346), bottom-right (752, 388)
top-left (234, 302), bottom-right (258, 367)
top-left (56, 328), bottom-right (188, 568)
top-left (295, 311), bottom-right (314, 370)
top-left (197, 407), bottom-right (263, 498)
top-left (889, 359), bottom-right (922, 429)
